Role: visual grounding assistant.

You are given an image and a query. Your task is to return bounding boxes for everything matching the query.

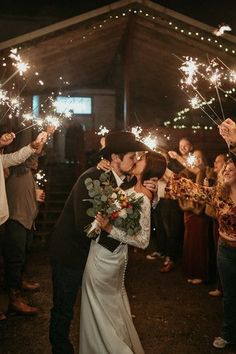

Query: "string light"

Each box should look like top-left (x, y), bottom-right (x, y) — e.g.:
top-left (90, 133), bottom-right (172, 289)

top-left (57, 7), bottom-right (235, 57)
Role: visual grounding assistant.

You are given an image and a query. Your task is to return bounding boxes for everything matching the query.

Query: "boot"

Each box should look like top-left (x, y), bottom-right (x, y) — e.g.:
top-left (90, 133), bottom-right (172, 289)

top-left (9, 289), bottom-right (39, 315)
top-left (22, 280), bottom-right (40, 292)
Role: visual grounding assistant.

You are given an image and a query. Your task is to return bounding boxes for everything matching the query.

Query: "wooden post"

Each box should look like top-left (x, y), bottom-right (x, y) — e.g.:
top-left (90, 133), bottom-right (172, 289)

top-left (123, 16), bottom-right (134, 130)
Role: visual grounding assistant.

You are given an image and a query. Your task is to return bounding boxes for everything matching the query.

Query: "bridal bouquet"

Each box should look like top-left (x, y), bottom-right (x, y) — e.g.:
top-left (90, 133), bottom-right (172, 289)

top-left (84, 173), bottom-right (143, 238)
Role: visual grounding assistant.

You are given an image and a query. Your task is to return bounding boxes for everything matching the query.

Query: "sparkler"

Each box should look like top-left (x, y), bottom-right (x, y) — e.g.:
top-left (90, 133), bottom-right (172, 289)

top-left (96, 125), bottom-right (110, 136)
top-left (131, 126), bottom-right (143, 140)
top-left (186, 153), bottom-right (197, 168)
top-left (206, 58), bottom-right (225, 120)
top-left (141, 134), bottom-right (158, 151)
top-left (35, 170), bottom-right (47, 188)
top-left (45, 115), bottom-right (61, 129)
top-left (0, 88), bottom-right (9, 105)
top-left (1, 49), bottom-right (30, 87)
top-left (179, 57), bottom-right (200, 88)
top-left (189, 95), bottom-right (202, 109)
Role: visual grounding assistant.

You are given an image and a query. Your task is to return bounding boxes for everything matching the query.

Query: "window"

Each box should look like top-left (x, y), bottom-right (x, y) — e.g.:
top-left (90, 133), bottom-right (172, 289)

top-left (55, 96), bottom-right (92, 115)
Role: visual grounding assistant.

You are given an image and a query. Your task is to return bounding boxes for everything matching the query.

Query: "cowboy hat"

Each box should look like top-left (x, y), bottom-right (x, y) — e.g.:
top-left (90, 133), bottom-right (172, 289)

top-left (99, 131), bottom-right (150, 157)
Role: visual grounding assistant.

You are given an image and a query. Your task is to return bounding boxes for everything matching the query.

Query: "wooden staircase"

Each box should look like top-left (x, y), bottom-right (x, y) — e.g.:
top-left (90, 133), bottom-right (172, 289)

top-left (35, 163), bottom-right (77, 241)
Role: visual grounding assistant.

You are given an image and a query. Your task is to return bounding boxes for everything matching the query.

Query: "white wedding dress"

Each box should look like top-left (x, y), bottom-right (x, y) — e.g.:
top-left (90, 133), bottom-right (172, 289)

top-left (79, 188), bottom-right (151, 354)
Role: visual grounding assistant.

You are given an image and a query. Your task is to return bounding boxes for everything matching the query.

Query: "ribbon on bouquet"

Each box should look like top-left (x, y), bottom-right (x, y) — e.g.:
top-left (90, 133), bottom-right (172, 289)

top-left (85, 219), bottom-right (101, 238)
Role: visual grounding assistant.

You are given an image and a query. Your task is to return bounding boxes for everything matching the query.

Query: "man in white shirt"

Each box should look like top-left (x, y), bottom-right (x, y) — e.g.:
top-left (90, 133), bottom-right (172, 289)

top-left (0, 131), bottom-right (47, 319)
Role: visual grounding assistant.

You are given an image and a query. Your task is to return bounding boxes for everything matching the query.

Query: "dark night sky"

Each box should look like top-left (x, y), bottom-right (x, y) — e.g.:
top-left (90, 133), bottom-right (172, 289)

top-left (0, 0), bottom-right (236, 33)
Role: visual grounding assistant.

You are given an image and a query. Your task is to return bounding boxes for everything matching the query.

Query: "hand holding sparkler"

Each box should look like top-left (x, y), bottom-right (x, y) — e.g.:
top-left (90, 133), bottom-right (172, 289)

top-left (219, 118), bottom-right (236, 146)
top-left (35, 188), bottom-right (46, 203)
top-left (46, 125), bottom-right (56, 136)
top-left (30, 131), bottom-right (48, 152)
top-left (0, 132), bottom-right (15, 147)
top-left (168, 151), bottom-right (178, 159)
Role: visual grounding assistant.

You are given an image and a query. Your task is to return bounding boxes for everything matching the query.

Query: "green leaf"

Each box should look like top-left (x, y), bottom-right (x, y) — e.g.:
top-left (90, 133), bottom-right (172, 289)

top-left (113, 218), bottom-right (123, 227)
top-left (86, 208), bottom-right (96, 217)
top-left (85, 178), bottom-right (93, 185)
top-left (88, 190), bottom-right (96, 197)
top-left (101, 195), bottom-right (107, 202)
top-left (100, 173), bottom-right (109, 183)
top-left (93, 179), bottom-right (100, 188)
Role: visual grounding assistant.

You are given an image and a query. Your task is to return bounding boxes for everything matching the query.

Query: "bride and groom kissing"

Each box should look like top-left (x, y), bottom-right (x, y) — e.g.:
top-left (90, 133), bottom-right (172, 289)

top-left (49, 131), bottom-right (167, 354)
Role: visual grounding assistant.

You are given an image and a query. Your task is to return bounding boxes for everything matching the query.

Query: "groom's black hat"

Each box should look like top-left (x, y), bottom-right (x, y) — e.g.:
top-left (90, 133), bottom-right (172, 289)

top-left (99, 131), bottom-right (150, 157)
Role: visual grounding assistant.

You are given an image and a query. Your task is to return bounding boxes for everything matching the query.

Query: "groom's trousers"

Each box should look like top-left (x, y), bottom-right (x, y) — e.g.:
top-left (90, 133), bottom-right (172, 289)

top-left (49, 260), bottom-right (83, 354)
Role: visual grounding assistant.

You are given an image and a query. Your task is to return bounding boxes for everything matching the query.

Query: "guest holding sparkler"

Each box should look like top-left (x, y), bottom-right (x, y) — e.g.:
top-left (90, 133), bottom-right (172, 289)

top-left (148, 138), bottom-right (192, 271)
top-left (206, 154), bottom-right (228, 297)
top-left (168, 149), bottom-right (213, 284)
top-left (0, 130), bottom-right (47, 319)
top-left (219, 118), bottom-right (236, 158)
top-left (159, 151), bottom-right (236, 348)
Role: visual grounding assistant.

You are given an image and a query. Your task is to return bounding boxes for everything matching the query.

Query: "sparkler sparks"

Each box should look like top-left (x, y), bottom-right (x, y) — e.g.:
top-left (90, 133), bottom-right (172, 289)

top-left (44, 115), bottom-right (61, 129)
top-left (131, 126), bottom-right (143, 140)
top-left (142, 134), bottom-right (158, 151)
top-left (186, 153), bottom-right (197, 167)
top-left (180, 57), bottom-right (199, 87)
top-left (189, 95), bottom-right (202, 109)
top-left (96, 125), bottom-right (110, 136)
top-left (35, 170), bottom-right (47, 188)
top-left (0, 89), bottom-right (9, 105)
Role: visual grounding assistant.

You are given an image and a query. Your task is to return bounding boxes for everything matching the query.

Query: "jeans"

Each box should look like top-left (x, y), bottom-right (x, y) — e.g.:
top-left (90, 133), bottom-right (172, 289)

top-left (49, 260), bottom-right (83, 354)
top-left (3, 219), bottom-right (32, 290)
top-left (153, 199), bottom-right (184, 261)
top-left (217, 242), bottom-right (236, 343)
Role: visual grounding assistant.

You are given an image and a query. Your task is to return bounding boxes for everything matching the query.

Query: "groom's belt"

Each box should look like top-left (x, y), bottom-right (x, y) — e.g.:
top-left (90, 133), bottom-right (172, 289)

top-left (97, 232), bottom-right (123, 252)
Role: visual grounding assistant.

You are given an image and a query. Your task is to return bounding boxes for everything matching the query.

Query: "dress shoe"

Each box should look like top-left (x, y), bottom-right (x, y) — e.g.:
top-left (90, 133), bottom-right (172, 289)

top-left (191, 278), bottom-right (202, 285)
top-left (208, 289), bottom-right (222, 297)
top-left (160, 260), bottom-right (174, 273)
top-left (0, 312), bottom-right (6, 321)
top-left (9, 289), bottom-right (39, 315)
top-left (213, 337), bottom-right (230, 349)
top-left (22, 280), bottom-right (40, 292)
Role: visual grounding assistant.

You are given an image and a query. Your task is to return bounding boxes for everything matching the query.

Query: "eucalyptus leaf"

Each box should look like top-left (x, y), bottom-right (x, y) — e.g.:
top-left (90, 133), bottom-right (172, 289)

top-left (86, 208), bottom-right (96, 217)
top-left (85, 178), bottom-right (93, 185)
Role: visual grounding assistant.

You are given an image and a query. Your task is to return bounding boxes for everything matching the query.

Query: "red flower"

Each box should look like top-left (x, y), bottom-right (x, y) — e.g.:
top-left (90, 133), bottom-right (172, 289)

top-left (111, 211), bottom-right (119, 220)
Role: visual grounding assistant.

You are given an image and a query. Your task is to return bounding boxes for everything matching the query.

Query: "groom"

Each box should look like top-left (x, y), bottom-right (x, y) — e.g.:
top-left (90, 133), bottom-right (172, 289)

top-left (49, 131), bottom-right (153, 354)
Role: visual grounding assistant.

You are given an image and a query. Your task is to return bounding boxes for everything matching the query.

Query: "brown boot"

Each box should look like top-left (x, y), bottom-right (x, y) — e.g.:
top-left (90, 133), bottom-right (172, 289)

top-left (9, 289), bottom-right (39, 315)
top-left (22, 280), bottom-right (40, 292)
top-left (160, 260), bottom-right (174, 273)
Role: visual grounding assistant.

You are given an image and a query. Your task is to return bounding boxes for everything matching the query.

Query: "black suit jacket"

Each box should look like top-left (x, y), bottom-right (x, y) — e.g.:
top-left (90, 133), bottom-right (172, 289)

top-left (50, 167), bottom-right (135, 270)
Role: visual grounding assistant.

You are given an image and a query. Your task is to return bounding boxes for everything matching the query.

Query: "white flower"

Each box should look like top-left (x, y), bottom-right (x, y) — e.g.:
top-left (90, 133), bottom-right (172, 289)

top-left (119, 209), bottom-right (127, 219)
top-left (114, 200), bottom-right (121, 209)
top-left (111, 192), bottom-right (117, 199)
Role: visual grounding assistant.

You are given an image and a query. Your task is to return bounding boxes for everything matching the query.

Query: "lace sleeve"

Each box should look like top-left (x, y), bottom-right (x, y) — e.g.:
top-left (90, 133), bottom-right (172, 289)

top-left (108, 195), bottom-right (151, 249)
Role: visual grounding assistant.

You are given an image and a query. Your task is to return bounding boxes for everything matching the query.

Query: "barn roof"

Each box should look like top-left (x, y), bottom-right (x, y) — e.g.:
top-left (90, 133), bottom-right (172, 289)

top-left (1, 0), bottom-right (235, 127)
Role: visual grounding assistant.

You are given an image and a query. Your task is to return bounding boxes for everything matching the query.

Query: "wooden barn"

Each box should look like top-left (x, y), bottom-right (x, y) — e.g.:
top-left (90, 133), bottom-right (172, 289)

top-left (0, 0), bottom-right (236, 158)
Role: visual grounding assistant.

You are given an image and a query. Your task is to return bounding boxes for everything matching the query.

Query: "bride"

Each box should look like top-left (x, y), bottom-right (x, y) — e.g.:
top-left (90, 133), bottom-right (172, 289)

top-left (79, 151), bottom-right (166, 354)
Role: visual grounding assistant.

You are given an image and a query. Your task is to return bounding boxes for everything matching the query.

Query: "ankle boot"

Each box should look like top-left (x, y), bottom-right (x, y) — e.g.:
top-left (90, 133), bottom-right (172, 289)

top-left (9, 289), bottom-right (39, 315)
top-left (22, 280), bottom-right (40, 292)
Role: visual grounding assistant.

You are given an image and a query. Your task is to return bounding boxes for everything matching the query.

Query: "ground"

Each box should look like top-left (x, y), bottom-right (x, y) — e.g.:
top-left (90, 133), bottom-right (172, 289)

top-left (0, 243), bottom-right (236, 354)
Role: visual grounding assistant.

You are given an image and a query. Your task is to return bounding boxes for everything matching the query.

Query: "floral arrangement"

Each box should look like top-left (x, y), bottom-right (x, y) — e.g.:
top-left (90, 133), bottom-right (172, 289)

top-left (84, 172), bottom-right (143, 238)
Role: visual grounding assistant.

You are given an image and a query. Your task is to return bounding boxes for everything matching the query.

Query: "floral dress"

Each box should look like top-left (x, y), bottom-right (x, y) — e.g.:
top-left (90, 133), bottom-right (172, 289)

top-left (165, 175), bottom-right (236, 243)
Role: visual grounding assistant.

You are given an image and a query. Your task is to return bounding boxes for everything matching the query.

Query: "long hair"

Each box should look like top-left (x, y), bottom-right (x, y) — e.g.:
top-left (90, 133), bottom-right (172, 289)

top-left (141, 151), bottom-right (167, 182)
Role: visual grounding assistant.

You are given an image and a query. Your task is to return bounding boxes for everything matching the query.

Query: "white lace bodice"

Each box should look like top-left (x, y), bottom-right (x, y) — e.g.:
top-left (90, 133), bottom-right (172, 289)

top-left (108, 187), bottom-right (151, 249)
